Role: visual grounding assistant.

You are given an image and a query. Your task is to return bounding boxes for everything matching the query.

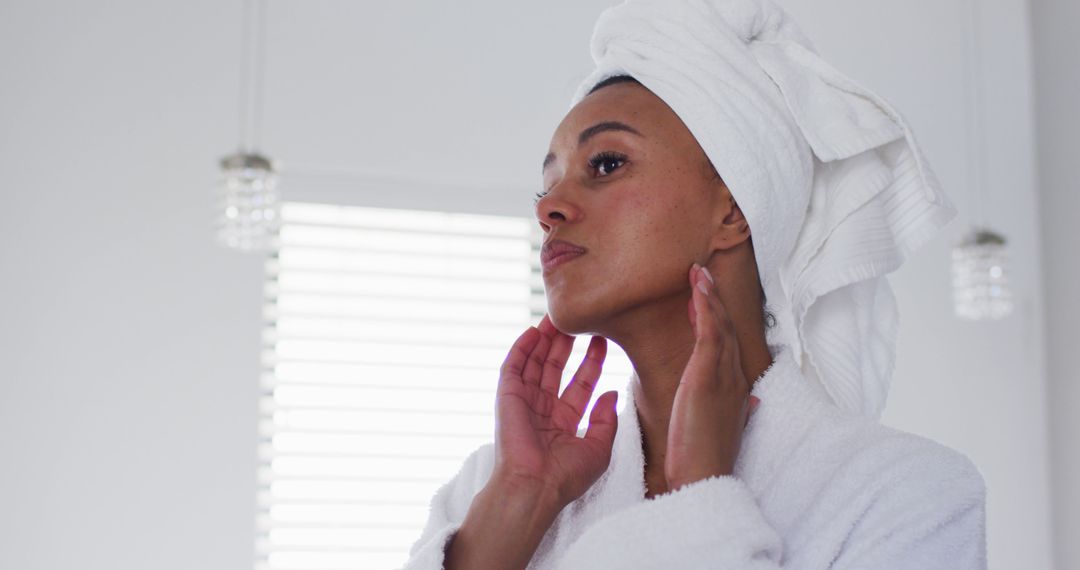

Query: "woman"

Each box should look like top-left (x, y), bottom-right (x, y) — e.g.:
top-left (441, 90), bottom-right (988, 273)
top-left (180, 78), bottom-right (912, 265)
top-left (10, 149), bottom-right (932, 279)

top-left (404, 0), bottom-right (987, 568)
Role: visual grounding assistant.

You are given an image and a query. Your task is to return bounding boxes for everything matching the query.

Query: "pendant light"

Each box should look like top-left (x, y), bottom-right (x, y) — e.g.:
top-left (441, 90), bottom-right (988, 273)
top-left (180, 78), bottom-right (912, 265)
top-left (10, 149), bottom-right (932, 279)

top-left (216, 0), bottom-right (279, 252)
top-left (951, 0), bottom-right (1013, 320)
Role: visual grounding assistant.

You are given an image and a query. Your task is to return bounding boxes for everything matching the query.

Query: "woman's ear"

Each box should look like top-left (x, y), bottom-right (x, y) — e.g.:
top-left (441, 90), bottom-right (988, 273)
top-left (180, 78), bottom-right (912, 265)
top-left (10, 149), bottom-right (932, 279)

top-left (710, 190), bottom-right (752, 252)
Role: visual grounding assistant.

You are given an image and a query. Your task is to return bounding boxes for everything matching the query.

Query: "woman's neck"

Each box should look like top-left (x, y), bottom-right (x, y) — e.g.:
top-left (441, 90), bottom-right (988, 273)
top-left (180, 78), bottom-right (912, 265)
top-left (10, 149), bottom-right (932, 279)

top-left (606, 287), bottom-right (774, 489)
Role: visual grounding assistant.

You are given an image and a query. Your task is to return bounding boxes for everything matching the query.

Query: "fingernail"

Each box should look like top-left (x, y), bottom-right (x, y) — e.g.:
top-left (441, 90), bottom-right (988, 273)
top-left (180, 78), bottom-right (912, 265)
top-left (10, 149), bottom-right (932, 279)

top-left (697, 281), bottom-right (709, 295)
top-left (701, 267), bottom-right (714, 284)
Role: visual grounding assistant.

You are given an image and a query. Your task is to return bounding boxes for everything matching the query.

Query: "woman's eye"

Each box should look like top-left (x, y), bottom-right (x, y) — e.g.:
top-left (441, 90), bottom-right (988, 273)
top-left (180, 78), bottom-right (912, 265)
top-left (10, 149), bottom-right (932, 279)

top-left (534, 151), bottom-right (627, 205)
top-left (588, 152), bottom-right (627, 176)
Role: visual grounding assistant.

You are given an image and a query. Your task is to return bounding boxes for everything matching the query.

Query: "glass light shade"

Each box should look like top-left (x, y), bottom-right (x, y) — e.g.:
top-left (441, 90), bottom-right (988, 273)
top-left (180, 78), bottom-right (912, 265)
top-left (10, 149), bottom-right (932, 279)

top-left (216, 151), bottom-right (280, 252)
top-left (952, 228), bottom-right (1013, 320)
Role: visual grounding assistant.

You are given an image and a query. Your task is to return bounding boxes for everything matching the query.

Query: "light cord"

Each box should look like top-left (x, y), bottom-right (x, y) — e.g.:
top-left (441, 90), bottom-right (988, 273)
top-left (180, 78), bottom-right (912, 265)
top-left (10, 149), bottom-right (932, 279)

top-left (964, 0), bottom-right (988, 230)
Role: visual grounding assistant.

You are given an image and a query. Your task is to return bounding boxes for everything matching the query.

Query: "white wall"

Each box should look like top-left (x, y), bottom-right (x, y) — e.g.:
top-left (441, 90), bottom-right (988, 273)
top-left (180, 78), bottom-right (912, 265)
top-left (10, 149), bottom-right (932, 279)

top-left (0, 1), bottom-right (1056, 568)
top-left (1030, 0), bottom-right (1080, 568)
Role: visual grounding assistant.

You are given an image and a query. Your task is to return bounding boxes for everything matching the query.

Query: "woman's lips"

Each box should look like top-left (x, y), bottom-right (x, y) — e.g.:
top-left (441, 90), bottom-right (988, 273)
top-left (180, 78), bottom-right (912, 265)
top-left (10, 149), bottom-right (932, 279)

top-left (542, 250), bottom-right (586, 272)
top-left (541, 238), bottom-right (587, 272)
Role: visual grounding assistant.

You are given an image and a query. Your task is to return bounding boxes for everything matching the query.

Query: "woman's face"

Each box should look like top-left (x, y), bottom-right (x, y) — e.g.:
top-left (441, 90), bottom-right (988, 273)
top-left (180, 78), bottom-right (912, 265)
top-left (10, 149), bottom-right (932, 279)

top-left (538, 81), bottom-right (730, 337)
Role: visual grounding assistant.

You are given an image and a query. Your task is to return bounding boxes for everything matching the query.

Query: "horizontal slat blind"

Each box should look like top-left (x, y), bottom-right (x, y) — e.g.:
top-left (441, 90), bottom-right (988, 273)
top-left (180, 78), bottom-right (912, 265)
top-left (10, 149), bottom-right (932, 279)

top-left (257, 201), bottom-right (633, 570)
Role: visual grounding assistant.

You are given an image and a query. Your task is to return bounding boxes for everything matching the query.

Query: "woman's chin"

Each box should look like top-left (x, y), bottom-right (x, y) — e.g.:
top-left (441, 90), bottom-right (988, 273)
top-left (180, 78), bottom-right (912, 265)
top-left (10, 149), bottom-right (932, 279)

top-left (544, 274), bottom-right (613, 336)
top-left (545, 302), bottom-right (597, 337)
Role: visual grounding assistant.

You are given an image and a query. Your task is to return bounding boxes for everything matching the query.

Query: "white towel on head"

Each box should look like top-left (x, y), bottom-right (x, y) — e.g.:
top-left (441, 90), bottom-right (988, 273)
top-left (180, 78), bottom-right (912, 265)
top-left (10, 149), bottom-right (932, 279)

top-left (568, 0), bottom-right (958, 420)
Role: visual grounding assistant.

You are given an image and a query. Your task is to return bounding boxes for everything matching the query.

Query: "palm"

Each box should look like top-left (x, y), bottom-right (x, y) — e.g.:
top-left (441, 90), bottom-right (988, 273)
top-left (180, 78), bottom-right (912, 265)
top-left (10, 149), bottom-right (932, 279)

top-left (497, 376), bottom-right (603, 492)
top-left (494, 315), bottom-right (619, 507)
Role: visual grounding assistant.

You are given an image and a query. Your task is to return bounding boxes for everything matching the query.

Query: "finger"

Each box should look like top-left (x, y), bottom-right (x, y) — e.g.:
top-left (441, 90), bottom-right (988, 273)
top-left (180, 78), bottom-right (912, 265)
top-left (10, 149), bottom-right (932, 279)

top-left (691, 266), bottom-right (719, 355)
top-left (688, 292), bottom-right (697, 332)
top-left (537, 313), bottom-right (558, 336)
top-left (522, 319), bottom-right (556, 386)
top-left (700, 268), bottom-right (735, 337)
top-left (535, 313), bottom-right (570, 395)
top-left (561, 335), bottom-right (607, 418)
top-left (499, 327), bottom-right (541, 385)
top-left (696, 266), bottom-right (739, 371)
top-left (687, 261), bottom-right (698, 327)
top-left (582, 390), bottom-right (619, 452)
top-left (699, 292), bottom-right (753, 398)
top-left (538, 331), bottom-right (575, 396)
top-left (744, 395), bottom-right (761, 428)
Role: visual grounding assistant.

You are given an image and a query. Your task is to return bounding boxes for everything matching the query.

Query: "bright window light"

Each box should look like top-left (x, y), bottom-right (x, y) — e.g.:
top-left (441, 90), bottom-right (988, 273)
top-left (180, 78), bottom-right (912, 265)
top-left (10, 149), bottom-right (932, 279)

top-left (256, 202), bottom-right (634, 570)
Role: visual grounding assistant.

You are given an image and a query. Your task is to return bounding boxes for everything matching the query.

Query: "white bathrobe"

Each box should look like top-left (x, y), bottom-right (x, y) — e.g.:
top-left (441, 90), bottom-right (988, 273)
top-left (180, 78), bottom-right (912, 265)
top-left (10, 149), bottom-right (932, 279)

top-left (401, 342), bottom-right (987, 569)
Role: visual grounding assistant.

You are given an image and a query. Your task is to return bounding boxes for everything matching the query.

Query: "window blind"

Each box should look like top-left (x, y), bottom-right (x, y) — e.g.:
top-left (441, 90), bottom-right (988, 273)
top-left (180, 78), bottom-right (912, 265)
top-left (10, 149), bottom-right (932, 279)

top-left (256, 201), bottom-right (634, 570)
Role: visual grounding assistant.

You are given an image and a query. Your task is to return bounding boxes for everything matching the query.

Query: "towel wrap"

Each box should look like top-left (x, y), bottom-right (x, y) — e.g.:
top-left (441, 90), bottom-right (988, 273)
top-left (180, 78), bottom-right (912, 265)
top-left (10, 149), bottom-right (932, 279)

top-left (568, 0), bottom-right (958, 420)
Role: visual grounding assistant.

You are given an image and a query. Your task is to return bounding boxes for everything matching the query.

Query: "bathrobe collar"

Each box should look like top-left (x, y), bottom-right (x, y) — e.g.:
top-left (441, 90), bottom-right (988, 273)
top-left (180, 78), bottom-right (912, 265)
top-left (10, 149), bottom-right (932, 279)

top-left (572, 341), bottom-right (833, 517)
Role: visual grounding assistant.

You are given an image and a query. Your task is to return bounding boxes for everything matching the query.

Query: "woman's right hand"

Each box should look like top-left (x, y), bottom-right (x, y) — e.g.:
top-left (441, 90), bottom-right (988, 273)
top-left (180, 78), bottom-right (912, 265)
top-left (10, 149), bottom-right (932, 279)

top-left (443, 317), bottom-right (616, 570)
top-left (492, 314), bottom-right (619, 510)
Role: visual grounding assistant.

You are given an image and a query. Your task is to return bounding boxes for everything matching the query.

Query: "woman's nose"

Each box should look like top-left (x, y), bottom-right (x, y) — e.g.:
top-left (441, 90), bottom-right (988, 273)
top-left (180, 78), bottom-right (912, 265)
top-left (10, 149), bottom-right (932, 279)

top-left (535, 184), bottom-right (581, 233)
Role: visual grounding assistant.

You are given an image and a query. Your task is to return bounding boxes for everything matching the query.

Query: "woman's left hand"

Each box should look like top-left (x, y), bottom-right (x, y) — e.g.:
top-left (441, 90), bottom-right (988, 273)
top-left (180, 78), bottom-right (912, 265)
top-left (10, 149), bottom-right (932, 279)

top-left (664, 262), bottom-right (761, 492)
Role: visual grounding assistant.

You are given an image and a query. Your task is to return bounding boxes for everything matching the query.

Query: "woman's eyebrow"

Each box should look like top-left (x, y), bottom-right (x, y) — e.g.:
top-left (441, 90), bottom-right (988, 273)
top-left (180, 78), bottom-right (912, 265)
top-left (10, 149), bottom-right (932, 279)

top-left (542, 121), bottom-right (644, 173)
